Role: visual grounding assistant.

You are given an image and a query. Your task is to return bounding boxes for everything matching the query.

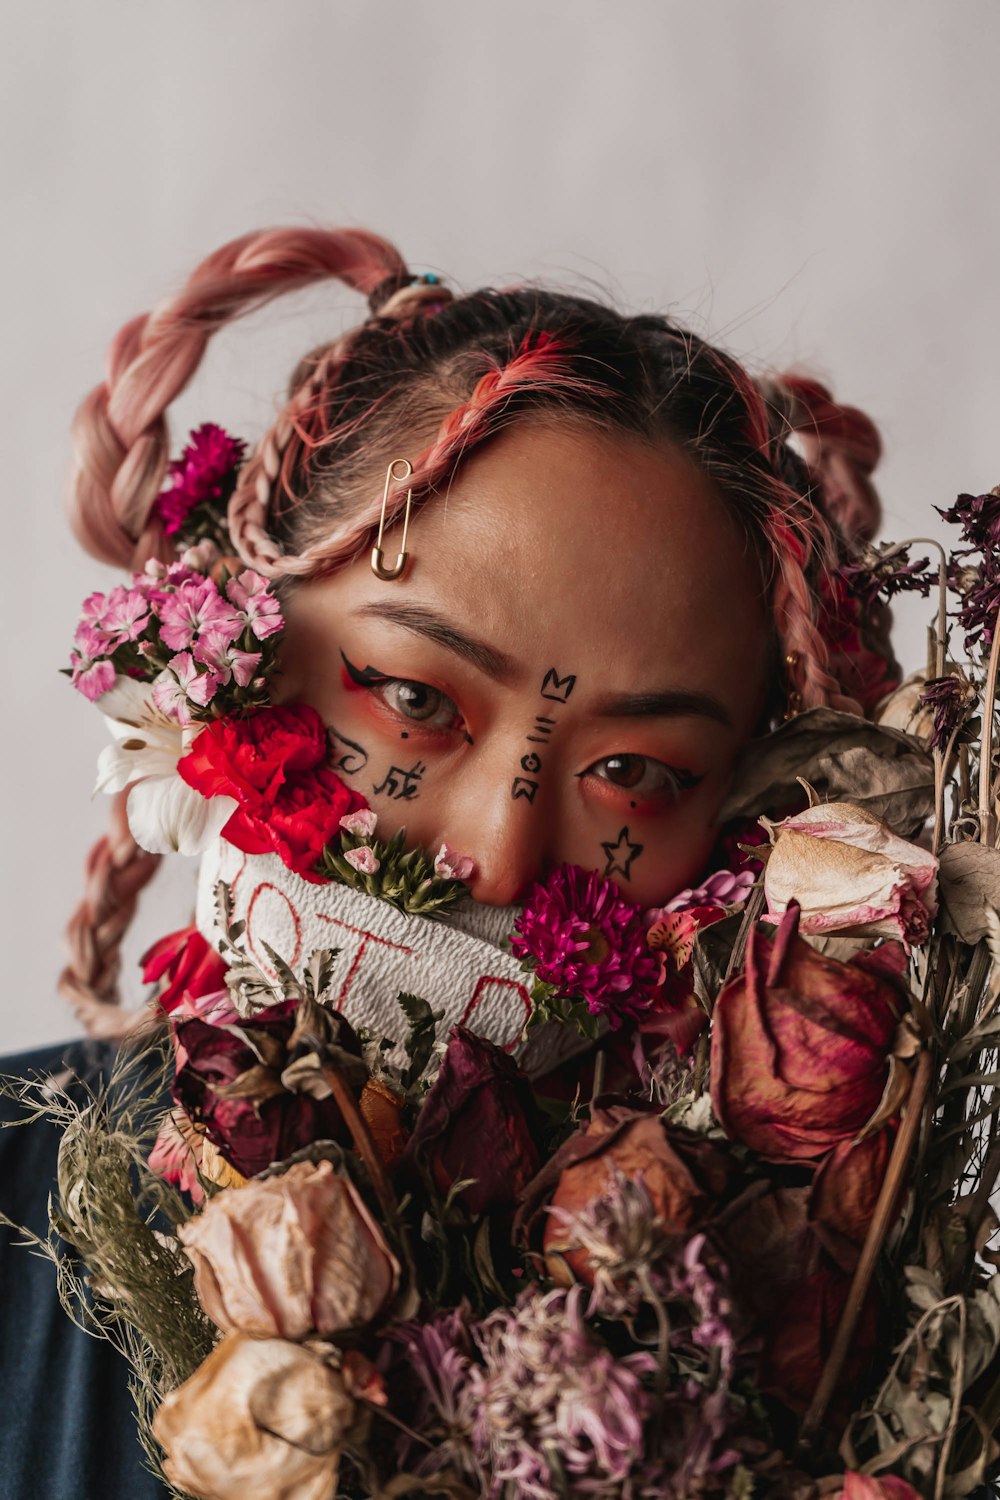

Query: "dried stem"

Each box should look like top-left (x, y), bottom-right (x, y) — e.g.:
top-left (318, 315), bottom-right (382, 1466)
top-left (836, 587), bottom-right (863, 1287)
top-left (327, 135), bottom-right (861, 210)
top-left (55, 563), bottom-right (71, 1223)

top-left (321, 1063), bottom-right (398, 1223)
top-left (799, 1050), bottom-right (934, 1444)
top-left (979, 603), bottom-right (1000, 847)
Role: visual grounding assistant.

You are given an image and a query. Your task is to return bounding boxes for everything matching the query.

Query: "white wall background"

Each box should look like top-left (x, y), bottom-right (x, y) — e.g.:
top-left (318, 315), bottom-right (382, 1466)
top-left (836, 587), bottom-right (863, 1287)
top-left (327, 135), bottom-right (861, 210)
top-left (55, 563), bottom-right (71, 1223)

top-left (3, 0), bottom-right (997, 1053)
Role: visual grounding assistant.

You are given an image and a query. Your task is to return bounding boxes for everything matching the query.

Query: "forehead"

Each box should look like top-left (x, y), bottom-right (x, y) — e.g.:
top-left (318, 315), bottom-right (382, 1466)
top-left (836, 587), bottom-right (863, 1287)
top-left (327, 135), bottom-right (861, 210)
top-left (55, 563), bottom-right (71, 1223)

top-left (361, 420), bottom-right (770, 692)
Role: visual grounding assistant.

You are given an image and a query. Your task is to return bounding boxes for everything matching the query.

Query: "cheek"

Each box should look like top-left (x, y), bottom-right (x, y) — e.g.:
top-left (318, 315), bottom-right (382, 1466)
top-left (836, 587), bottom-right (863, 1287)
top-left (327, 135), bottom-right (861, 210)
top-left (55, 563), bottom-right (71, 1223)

top-left (562, 792), bottom-right (722, 909)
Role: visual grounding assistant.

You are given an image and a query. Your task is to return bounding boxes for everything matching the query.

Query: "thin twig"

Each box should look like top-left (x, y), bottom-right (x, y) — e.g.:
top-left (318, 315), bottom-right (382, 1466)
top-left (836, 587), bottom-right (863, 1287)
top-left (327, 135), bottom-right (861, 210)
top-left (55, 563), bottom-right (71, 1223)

top-left (799, 1050), bottom-right (934, 1444)
top-left (978, 603), bottom-right (1000, 847)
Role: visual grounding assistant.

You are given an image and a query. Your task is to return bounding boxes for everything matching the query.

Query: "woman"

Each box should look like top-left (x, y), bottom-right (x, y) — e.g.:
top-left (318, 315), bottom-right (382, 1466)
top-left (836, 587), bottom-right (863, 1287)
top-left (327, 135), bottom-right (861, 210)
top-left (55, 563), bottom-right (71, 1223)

top-left (0, 226), bottom-right (895, 1499)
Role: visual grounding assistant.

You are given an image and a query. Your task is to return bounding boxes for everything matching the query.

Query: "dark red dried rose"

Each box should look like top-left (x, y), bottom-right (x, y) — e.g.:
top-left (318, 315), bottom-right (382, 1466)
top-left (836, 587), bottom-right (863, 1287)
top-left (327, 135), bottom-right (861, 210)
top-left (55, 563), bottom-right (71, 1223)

top-left (177, 704), bottom-right (366, 881)
top-left (172, 1001), bottom-right (362, 1178)
top-left (809, 1126), bottom-right (896, 1273)
top-left (759, 1263), bottom-right (879, 1422)
top-left (403, 1027), bottom-right (541, 1215)
top-left (710, 906), bottom-right (904, 1162)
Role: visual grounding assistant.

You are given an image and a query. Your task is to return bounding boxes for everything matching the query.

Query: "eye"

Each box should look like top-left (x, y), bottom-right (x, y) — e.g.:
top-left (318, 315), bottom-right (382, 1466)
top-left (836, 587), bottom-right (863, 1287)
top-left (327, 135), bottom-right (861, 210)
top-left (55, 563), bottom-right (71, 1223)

top-left (583, 753), bottom-right (703, 801)
top-left (376, 677), bottom-right (462, 729)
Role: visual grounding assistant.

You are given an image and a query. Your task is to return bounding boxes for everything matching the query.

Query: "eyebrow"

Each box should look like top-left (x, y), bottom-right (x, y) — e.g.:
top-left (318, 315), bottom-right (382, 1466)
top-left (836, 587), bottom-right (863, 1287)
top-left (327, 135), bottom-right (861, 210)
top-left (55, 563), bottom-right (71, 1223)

top-left (352, 602), bottom-right (518, 681)
top-left (593, 689), bottom-right (734, 728)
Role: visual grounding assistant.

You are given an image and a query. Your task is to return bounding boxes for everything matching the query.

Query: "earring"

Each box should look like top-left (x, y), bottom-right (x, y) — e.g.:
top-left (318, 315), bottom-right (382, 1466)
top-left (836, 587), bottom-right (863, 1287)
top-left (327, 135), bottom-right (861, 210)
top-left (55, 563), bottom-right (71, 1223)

top-left (783, 652), bottom-right (803, 719)
top-left (371, 459), bottom-right (414, 581)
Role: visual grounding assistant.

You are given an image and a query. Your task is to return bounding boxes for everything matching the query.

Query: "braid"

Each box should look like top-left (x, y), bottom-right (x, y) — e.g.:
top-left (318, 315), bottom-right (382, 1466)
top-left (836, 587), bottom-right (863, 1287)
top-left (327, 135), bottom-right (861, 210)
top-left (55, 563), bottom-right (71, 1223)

top-left (68, 227), bottom-right (408, 571)
top-left (58, 792), bottom-right (162, 1038)
top-left (64, 225), bottom-right (410, 1033)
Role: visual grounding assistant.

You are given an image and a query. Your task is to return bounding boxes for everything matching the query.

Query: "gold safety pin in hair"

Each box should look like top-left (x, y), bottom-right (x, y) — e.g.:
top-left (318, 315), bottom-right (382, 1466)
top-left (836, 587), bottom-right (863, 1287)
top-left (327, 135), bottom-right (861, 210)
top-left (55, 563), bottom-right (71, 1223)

top-left (371, 459), bottom-right (414, 581)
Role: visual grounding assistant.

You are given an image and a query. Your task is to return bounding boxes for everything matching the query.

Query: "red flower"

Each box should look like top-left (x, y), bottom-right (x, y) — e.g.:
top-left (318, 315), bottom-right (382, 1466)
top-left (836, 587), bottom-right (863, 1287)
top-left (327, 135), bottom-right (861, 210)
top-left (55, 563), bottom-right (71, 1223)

top-left (178, 704), bottom-right (366, 882)
top-left (710, 906), bottom-right (904, 1162)
top-left (403, 1027), bottom-right (542, 1215)
top-left (141, 926), bottom-right (228, 1014)
top-left (172, 1001), bottom-right (360, 1178)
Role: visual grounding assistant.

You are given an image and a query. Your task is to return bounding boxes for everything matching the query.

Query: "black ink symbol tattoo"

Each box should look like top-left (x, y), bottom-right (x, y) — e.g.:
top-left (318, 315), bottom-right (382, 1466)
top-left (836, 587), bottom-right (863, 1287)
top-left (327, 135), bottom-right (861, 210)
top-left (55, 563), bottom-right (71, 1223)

top-left (520, 752), bottom-right (542, 775)
top-left (526, 715), bottom-right (555, 745)
top-left (328, 724), bottom-right (369, 777)
top-left (511, 776), bottom-right (539, 803)
top-left (601, 826), bottom-right (644, 880)
top-left (540, 669), bottom-right (576, 704)
top-left (374, 760), bottom-right (426, 801)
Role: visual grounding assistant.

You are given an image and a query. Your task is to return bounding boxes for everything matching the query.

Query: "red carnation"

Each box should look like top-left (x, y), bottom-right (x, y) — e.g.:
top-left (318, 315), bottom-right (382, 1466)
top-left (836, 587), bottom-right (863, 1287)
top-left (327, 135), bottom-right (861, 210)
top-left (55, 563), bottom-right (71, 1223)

top-left (177, 704), bottom-right (367, 882)
top-left (141, 925), bottom-right (228, 1015)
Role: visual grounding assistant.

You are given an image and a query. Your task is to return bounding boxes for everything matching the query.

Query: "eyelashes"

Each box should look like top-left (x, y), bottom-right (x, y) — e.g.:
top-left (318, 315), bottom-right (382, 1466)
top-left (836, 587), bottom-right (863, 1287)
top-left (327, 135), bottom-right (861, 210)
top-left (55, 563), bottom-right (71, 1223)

top-left (341, 651), bottom-right (705, 805)
top-left (340, 651), bottom-right (389, 688)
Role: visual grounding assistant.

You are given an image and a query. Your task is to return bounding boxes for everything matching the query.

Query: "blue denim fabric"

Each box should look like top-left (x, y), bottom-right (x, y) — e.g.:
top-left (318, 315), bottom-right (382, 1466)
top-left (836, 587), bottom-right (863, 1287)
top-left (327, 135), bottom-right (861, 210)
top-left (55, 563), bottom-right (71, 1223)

top-left (0, 1040), bottom-right (169, 1500)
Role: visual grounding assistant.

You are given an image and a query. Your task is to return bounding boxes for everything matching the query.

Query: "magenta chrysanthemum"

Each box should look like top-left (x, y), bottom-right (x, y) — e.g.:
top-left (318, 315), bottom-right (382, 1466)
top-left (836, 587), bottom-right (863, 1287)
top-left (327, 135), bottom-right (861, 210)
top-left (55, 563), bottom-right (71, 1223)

top-left (155, 423), bottom-right (247, 536)
top-left (511, 864), bottom-right (663, 1027)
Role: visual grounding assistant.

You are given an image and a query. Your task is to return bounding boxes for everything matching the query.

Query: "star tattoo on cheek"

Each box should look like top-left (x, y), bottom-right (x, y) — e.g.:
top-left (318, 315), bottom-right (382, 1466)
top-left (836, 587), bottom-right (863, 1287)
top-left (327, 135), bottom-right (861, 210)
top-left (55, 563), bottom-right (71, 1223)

top-left (601, 826), bottom-right (643, 880)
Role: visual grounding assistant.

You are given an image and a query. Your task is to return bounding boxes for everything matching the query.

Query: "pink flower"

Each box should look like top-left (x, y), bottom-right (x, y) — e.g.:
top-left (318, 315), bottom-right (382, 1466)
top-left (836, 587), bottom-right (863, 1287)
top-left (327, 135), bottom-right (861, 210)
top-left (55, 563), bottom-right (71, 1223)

top-left (763, 801), bottom-right (938, 946)
top-left (340, 808), bottom-right (378, 837)
top-left (100, 584), bottom-right (150, 647)
top-left (225, 570), bottom-right (284, 641)
top-left (434, 842), bottom-right (476, 882)
top-left (73, 619), bottom-right (111, 658)
top-left (70, 653), bottom-right (116, 702)
top-left (193, 631), bottom-right (262, 687)
top-left (155, 423), bottom-right (247, 536)
top-left (512, 864), bottom-right (664, 1028)
top-left (158, 578), bottom-right (243, 652)
top-left (148, 1108), bottom-right (205, 1203)
top-left (152, 654), bottom-right (220, 725)
top-left (343, 846), bottom-right (381, 874)
top-left (648, 867), bottom-right (755, 921)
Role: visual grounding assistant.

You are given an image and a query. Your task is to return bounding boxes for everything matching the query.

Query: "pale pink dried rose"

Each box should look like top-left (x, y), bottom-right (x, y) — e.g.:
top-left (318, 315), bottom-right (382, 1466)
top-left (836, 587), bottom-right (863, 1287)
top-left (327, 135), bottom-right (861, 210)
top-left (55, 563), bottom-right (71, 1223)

top-left (177, 1159), bottom-right (398, 1339)
top-left (762, 801), bottom-right (938, 945)
top-left (152, 1331), bottom-right (353, 1500)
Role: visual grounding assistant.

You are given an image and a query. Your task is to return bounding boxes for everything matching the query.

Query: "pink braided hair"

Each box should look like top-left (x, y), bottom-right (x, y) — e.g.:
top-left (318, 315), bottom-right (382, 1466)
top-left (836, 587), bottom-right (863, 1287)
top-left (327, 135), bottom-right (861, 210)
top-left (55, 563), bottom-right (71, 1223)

top-left (64, 226), bottom-right (416, 1035)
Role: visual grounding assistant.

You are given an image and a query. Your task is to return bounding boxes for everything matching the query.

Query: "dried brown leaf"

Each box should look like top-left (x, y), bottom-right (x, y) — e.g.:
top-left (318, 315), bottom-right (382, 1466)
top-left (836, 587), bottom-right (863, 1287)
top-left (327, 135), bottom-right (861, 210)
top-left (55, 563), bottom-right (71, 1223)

top-left (721, 708), bottom-right (934, 833)
top-left (939, 843), bottom-right (1000, 945)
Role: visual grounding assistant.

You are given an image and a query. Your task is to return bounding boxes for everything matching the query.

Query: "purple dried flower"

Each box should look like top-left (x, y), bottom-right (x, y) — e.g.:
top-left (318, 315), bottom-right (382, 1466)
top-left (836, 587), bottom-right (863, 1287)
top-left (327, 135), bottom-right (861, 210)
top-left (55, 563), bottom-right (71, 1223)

top-left (545, 1168), bottom-right (670, 1318)
top-left (840, 545), bottom-right (934, 609)
top-left (917, 673), bottom-right (977, 751)
top-left (469, 1285), bottom-right (654, 1498)
top-left (388, 1307), bottom-right (483, 1485)
top-left (512, 864), bottom-right (663, 1028)
top-left (155, 423), bottom-right (247, 536)
top-left (953, 554), bottom-right (1000, 653)
top-left (937, 488), bottom-right (1000, 551)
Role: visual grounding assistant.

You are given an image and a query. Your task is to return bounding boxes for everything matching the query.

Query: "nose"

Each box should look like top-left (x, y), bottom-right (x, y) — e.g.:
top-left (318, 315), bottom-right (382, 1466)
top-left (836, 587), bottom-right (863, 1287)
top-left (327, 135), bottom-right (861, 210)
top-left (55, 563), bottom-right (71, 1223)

top-left (450, 771), bottom-right (549, 908)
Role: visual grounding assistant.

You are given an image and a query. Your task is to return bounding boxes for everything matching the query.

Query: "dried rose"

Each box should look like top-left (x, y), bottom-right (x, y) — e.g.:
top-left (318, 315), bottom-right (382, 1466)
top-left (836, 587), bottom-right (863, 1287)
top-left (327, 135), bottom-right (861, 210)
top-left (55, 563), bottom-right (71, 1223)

top-left (710, 907), bottom-right (904, 1161)
top-left (522, 1105), bottom-right (735, 1286)
top-left (152, 1331), bottom-right (353, 1500)
top-left (808, 1126), bottom-right (896, 1272)
top-left (141, 924), bottom-right (228, 1015)
top-left (172, 1000), bottom-right (361, 1178)
top-left (178, 1160), bottom-right (398, 1338)
top-left (403, 1026), bottom-right (541, 1215)
top-left (762, 801), bottom-right (938, 946)
top-left (760, 1265), bottom-right (878, 1421)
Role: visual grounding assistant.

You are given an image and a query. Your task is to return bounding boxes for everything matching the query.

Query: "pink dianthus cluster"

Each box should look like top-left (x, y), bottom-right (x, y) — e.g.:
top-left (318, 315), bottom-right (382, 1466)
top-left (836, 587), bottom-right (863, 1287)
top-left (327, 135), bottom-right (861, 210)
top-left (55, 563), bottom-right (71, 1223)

top-left (68, 548), bottom-right (284, 723)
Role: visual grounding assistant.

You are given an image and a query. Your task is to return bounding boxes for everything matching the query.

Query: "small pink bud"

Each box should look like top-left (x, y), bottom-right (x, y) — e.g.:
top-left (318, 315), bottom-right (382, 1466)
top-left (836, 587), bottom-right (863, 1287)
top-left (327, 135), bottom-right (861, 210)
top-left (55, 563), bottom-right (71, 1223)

top-left (344, 846), bottom-right (380, 875)
top-left (434, 841), bottom-right (476, 882)
top-left (340, 809), bottom-right (378, 838)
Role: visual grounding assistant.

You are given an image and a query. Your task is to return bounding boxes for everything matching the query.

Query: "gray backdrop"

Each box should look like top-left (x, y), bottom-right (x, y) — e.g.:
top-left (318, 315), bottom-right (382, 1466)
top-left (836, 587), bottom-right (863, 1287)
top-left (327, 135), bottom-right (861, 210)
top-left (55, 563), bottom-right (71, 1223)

top-left (4, 0), bottom-right (997, 1051)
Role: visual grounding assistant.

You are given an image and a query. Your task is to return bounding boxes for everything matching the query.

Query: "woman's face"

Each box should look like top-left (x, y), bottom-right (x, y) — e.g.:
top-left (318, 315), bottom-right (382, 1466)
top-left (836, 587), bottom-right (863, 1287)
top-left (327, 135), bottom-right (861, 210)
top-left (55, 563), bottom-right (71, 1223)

top-left (276, 420), bottom-right (771, 910)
